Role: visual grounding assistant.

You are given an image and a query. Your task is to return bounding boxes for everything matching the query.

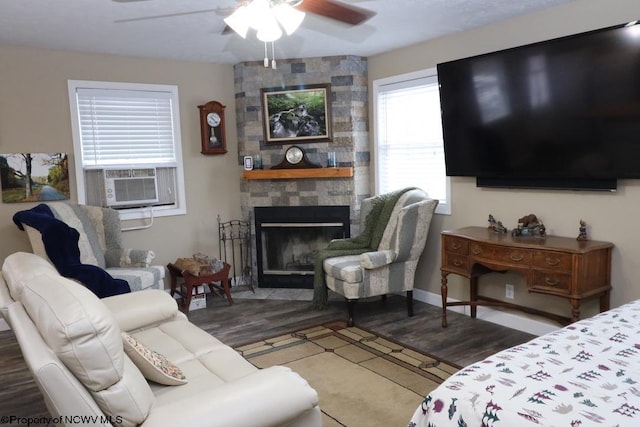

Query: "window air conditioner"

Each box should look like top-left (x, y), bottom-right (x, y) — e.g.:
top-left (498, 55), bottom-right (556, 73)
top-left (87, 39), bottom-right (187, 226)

top-left (103, 168), bottom-right (159, 207)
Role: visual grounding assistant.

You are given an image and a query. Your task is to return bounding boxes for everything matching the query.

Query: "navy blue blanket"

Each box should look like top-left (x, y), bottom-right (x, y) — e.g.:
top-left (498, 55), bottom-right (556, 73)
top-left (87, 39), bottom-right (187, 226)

top-left (13, 204), bottom-right (130, 298)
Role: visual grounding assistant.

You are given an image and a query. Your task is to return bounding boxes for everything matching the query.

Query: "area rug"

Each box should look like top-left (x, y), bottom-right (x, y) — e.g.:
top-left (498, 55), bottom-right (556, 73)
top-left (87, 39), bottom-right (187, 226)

top-left (234, 321), bottom-right (460, 427)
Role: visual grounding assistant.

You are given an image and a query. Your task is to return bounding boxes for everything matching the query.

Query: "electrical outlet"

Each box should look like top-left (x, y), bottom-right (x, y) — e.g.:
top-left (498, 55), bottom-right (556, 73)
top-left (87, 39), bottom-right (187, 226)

top-left (505, 284), bottom-right (515, 299)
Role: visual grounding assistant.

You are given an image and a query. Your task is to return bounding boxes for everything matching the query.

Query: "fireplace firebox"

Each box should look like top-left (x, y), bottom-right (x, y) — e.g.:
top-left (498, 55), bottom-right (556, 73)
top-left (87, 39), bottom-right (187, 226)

top-left (254, 206), bottom-right (350, 289)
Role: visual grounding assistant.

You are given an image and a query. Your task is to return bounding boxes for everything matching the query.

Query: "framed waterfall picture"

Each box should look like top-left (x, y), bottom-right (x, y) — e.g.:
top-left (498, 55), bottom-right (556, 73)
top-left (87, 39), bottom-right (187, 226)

top-left (261, 83), bottom-right (332, 144)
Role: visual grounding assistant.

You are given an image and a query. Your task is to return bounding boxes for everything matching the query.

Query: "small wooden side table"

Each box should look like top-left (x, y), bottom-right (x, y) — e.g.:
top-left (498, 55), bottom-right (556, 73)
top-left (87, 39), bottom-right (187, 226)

top-left (167, 262), bottom-right (233, 314)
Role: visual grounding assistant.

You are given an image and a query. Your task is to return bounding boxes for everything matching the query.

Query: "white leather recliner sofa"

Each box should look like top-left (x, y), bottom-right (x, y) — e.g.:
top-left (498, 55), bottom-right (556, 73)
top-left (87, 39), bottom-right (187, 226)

top-left (0, 252), bottom-right (321, 427)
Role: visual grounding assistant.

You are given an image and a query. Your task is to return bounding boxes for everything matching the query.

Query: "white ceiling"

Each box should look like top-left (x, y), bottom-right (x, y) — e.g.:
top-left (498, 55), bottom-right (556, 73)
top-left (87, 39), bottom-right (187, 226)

top-left (1, 0), bottom-right (577, 64)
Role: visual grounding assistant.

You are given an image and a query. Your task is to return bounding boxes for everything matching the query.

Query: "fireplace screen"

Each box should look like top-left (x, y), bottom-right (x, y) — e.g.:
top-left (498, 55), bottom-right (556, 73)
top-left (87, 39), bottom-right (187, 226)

top-left (260, 223), bottom-right (345, 274)
top-left (254, 206), bottom-right (350, 288)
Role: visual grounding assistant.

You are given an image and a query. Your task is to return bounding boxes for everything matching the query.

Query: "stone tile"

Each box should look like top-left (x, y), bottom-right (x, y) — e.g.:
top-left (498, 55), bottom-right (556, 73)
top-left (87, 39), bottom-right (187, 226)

top-left (294, 290), bottom-right (314, 301)
top-left (233, 288), bottom-right (316, 301)
top-left (232, 288), bottom-right (274, 300)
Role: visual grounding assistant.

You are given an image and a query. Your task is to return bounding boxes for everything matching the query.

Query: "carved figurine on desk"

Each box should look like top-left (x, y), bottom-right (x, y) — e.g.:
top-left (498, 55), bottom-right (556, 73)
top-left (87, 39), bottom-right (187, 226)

top-left (512, 213), bottom-right (546, 237)
top-left (487, 214), bottom-right (508, 234)
top-left (577, 219), bottom-right (589, 241)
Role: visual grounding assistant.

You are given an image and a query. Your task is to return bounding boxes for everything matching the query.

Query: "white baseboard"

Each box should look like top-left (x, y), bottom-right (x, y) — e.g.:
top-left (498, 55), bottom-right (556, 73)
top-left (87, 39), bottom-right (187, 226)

top-left (412, 289), bottom-right (559, 336)
top-left (0, 318), bottom-right (9, 332)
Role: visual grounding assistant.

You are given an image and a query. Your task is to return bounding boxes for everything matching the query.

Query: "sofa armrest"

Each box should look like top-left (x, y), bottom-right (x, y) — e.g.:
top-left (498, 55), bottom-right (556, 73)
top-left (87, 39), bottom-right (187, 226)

top-left (105, 248), bottom-right (155, 268)
top-left (102, 290), bottom-right (185, 332)
top-left (0, 276), bottom-right (14, 324)
top-left (359, 250), bottom-right (396, 269)
top-left (141, 366), bottom-right (319, 427)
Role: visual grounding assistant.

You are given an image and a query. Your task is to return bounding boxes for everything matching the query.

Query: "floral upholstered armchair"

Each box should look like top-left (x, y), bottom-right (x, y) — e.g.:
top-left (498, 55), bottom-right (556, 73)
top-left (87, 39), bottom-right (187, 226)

top-left (16, 202), bottom-right (164, 292)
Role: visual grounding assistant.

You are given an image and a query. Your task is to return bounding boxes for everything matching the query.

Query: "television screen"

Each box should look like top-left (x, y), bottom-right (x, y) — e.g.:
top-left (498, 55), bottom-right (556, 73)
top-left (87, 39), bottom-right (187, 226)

top-left (438, 22), bottom-right (640, 189)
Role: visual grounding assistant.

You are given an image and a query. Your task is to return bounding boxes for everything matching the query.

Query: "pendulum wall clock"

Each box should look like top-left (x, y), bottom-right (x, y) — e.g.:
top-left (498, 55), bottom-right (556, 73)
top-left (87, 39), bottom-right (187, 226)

top-left (198, 100), bottom-right (227, 155)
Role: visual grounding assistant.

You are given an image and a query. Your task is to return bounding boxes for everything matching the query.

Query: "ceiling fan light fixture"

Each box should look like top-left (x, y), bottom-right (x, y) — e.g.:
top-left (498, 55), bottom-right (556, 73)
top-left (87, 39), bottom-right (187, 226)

top-left (247, 0), bottom-right (271, 30)
top-left (273, 3), bottom-right (305, 35)
top-left (256, 13), bottom-right (283, 42)
top-left (224, 5), bottom-right (251, 38)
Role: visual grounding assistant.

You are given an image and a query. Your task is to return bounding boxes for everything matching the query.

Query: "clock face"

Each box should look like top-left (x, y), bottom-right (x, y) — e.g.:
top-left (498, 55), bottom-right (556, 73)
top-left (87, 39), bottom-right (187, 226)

top-left (285, 146), bottom-right (304, 165)
top-left (207, 112), bottom-right (221, 127)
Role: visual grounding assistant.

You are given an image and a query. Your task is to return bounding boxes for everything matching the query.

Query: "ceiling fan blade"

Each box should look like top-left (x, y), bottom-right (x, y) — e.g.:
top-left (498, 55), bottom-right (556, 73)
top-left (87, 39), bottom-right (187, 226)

top-left (114, 8), bottom-right (218, 24)
top-left (297, 0), bottom-right (376, 26)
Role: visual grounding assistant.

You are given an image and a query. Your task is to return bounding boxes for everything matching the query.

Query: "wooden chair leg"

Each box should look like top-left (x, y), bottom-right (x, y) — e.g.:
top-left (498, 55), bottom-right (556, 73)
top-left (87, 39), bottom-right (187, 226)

top-left (347, 299), bottom-right (356, 327)
top-left (407, 290), bottom-right (414, 317)
top-left (221, 277), bottom-right (233, 305)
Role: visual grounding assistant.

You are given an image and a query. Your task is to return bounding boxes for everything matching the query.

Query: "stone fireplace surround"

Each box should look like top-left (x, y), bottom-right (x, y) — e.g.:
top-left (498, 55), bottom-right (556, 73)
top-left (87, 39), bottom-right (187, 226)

top-left (234, 55), bottom-right (371, 287)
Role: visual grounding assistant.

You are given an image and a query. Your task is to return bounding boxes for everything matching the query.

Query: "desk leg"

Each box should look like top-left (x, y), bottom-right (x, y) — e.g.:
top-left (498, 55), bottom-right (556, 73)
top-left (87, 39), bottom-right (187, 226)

top-left (441, 273), bottom-right (449, 328)
top-left (570, 298), bottom-right (581, 323)
top-left (470, 277), bottom-right (478, 319)
top-left (600, 290), bottom-right (610, 313)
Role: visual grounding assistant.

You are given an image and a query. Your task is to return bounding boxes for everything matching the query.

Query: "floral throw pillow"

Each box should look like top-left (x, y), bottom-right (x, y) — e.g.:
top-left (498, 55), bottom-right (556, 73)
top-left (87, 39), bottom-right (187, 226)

top-left (121, 332), bottom-right (187, 386)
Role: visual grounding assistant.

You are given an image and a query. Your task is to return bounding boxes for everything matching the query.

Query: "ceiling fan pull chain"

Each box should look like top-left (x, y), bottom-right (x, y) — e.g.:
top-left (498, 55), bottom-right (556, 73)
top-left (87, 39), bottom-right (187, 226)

top-left (263, 42), bottom-right (269, 68)
top-left (271, 41), bottom-right (277, 69)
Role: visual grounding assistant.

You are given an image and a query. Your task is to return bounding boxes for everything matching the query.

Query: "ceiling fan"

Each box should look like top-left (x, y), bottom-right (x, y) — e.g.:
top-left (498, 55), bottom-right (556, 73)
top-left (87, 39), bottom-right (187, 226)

top-left (112, 0), bottom-right (376, 30)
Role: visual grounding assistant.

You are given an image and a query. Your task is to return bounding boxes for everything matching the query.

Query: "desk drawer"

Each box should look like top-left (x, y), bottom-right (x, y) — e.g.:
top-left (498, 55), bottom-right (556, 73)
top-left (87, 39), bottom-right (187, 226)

top-left (469, 243), bottom-right (531, 266)
top-left (531, 271), bottom-right (571, 293)
top-left (443, 236), bottom-right (468, 255)
top-left (443, 252), bottom-right (469, 273)
top-left (532, 251), bottom-right (572, 272)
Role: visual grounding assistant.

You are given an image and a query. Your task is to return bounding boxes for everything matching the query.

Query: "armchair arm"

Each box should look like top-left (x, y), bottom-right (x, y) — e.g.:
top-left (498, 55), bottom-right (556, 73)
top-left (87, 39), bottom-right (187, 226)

top-left (105, 248), bottom-right (155, 268)
top-left (102, 290), bottom-right (185, 332)
top-left (359, 250), bottom-right (396, 269)
top-left (141, 366), bottom-right (319, 427)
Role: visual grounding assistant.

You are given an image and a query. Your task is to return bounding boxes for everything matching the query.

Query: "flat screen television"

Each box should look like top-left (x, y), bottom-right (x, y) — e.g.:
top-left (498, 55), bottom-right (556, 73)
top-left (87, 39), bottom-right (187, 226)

top-left (438, 21), bottom-right (640, 191)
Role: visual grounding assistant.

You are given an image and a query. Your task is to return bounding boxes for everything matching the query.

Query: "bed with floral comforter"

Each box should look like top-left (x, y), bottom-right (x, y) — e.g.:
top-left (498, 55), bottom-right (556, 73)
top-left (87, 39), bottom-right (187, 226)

top-left (409, 300), bottom-right (640, 427)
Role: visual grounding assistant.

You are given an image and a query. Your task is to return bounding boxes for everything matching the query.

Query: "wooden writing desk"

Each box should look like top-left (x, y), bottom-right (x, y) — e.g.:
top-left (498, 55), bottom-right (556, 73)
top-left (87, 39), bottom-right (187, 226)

top-left (440, 226), bottom-right (613, 327)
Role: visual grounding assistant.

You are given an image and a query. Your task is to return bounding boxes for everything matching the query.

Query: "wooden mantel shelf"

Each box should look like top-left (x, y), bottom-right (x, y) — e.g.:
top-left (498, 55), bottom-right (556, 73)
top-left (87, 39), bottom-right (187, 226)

top-left (243, 167), bottom-right (353, 180)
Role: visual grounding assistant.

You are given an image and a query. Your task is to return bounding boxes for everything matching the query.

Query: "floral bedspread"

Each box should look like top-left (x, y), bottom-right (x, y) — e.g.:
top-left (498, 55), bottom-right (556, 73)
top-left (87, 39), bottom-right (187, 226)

top-left (409, 300), bottom-right (640, 427)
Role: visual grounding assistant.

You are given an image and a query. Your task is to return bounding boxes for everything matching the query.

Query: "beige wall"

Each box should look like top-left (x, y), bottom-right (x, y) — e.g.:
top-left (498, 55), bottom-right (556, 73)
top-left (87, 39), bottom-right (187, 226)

top-left (369, 0), bottom-right (640, 318)
top-left (0, 45), bottom-right (242, 281)
top-left (2, 0), bottom-right (639, 320)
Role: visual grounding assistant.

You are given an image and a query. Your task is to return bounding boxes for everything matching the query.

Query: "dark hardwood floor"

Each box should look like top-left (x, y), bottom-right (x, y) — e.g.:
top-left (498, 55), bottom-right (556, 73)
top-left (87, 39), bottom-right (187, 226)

top-left (188, 293), bottom-right (535, 367)
top-left (0, 293), bottom-right (535, 422)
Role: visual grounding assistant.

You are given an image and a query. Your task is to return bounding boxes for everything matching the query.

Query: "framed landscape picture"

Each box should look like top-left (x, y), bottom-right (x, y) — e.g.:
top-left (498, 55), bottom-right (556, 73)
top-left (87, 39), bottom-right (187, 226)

top-left (261, 83), bottom-right (332, 144)
top-left (0, 153), bottom-right (70, 203)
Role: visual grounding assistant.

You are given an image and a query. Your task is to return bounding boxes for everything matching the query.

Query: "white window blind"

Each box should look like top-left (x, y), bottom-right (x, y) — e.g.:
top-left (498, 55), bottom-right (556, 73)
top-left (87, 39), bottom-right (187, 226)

top-left (68, 80), bottom-right (186, 219)
top-left (76, 89), bottom-right (177, 166)
top-left (374, 70), bottom-right (450, 214)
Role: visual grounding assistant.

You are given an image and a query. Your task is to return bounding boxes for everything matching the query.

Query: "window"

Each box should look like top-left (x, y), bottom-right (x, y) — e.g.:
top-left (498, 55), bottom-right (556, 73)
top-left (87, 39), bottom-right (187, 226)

top-left (68, 80), bottom-right (186, 220)
top-left (373, 68), bottom-right (450, 215)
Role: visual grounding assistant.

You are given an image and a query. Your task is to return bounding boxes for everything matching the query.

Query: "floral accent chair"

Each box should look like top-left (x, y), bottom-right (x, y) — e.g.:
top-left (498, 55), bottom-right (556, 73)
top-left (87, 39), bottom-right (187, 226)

top-left (19, 202), bottom-right (164, 291)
